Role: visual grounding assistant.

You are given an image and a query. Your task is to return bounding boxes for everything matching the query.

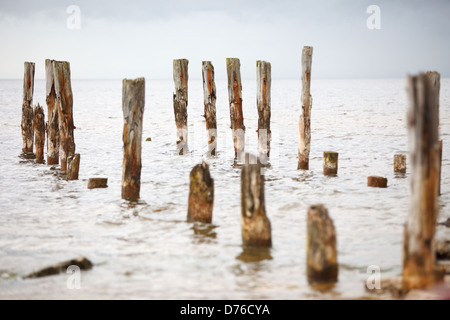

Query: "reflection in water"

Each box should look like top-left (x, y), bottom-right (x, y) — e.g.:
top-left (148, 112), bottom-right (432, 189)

top-left (236, 247), bottom-right (272, 263)
top-left (191, 223), bottom-right (217, 244)
top-left (293, 171), bottom-right (314, 183)
top-left (308, 281), bottom-right (337, 293)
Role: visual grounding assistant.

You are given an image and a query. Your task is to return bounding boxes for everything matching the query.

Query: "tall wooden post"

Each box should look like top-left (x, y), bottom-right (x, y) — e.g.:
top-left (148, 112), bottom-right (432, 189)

top-left (426, 72), bottom-right (441, 196)
top-left (256, 60), bottom-right (271, 164)
top-left (241, 154), bottom-right (271, 247)
top-left (226, 58), bottom-right (245, 160)
top-left (33, 104), bottom-right (45, 164)
top-left (53, 61), bottom-right (75, 171)
top-left (173, 59), bottom-right (189, 155)
top-left (22, 62), bottom-right (35, 153)
top-left (403, 73), bottom-right (441, 291)
top-left (438, 140), bottom-right (442, 195)
top-left (46, 59), bottom-right (59, 165)
top-left (122, 78), bottom-right (145, 201)
top-left (298, 46), bottom-right (313, 170)
top-left (187, 162), bottom-right (214, 223)
top-left (202, 61), bottom-right (217, 156)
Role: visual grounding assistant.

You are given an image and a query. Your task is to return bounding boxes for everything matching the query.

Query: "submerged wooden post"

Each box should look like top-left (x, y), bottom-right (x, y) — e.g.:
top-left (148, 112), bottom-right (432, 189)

top-left (173, 59), bottom-right (189, 155)
top-left (33, 104), bottom-right (45, 164)
top-left (53, 61), bottom-right (75, 171)
top-left (241, 154), bottom-right (271, 247)
top-left (256, 60), bottom-right (271, 164)
top-left (298, 46), bottom-right (313, 170)
top-left (88, 178), bottom-right (108, 189)
top-left (66, 153), bottom-right (80, 180)
top-left (307, 204), bottom-right (338, 284)
top-left (46, 59), bottom-right (59, 165)
top-left (22, 62), bottom-right (35, 153)
top-left (202, 61), bottom-right (217, 156)
top-left (323, 151), bottom-right (338, 175)
top-left (368, 176), bottom-right (387, 188)
top-left (226, 58), bottom-right (245, 160)
top-left (187, 162), bottom-right (214, 223)
top-left (394, 154), bottom-right (406, 173)
top-left (403, 73), bottom-right (440, 291)
top-left (122, 78), bottom-right (145, 201)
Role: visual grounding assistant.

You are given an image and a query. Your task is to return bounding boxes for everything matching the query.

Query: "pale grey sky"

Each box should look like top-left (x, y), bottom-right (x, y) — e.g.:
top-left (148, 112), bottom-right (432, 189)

top-left (0, 0), bottom-right (449, 79)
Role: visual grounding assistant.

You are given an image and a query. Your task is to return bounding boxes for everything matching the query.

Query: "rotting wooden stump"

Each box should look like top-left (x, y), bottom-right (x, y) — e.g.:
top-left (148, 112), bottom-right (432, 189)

top-left (394, 154), bottom-right (406, 173)
top-left (306, 204), bottom-right (338, 284)
top-left (46, 59), bottom-right (59, 165)
top-left (53, 61), bottom-right (75, 171)
top-left (187, 162), bottom-right (214, 223)
top-left (122, 77), bottom-right (145, 201)
top-left (173, 59), bottom-right (189, 155)
top-left (202, 61), bottom-right (217, 156)
top-left (33, 104), bottom-right (45, 164)
top-left (24, 256), bottom-right (93, 279)
top-left (298, 46), bottom-right (313, 170)
top-left (226, 58), bottom-right (245, 160)
top-left (323, 151), bottom-right (338, 175)
top-left (368, 176), bottom-right (387, 188)
top-left (241, 154), bottom-right (271, 247)
top-left (88, 178), bottom-right (108, 189)
top-left (403, 73), bottom-right (441, 292)
top-left (257, 60), bottom-right (271, 165)
top-left (66, 153), bottom-right (80, 180)
top-left (22, 62), bottom-right (35, 153)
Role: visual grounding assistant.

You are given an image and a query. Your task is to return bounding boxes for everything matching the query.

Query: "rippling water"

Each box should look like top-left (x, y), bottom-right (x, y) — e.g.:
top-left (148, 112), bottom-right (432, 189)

top-left (0, 78), bottom-right (449, 299)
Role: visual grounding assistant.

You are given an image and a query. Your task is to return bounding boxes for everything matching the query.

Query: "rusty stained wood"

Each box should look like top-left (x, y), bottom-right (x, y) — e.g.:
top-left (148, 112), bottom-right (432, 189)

top-left (46, 59), bottom-right (59, 165)
top-left (22, 62), bottom-right (35, 153)
top-left (256, 60), bottom-right (271, 164)
top-left (202, 61), bottom-right (217, 156)
top-left (187, 161), bottom-right (214, 223)
top-left (33, 104), bottom-right (45, 164)
top-left (66, 153), bottom-right (80, 180)
top-left (298, 46), bottom-right (313, 170)
top-left (173, 59), bottom-right (189, 155)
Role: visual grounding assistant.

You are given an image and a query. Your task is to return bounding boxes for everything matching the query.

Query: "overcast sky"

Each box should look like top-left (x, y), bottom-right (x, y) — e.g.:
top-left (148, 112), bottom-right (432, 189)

top-left (0, 0), bottom-right (449, 79)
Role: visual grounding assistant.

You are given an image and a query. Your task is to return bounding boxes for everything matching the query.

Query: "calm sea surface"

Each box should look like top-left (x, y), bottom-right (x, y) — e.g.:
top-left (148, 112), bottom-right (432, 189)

top-left (0, 78), bottom-right (449, 299)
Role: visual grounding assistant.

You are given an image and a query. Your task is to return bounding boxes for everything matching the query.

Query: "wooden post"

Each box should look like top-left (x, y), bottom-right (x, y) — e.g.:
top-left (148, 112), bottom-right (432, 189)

top-left (438, 140), bottom-right (442, 195)
top-left (46, 59), bottom-right (59, 165)
top-left (88, 178), bottom-right (108, 189)
top-left (66, 153), bottom-right (80, 180)
top-left (53, 61), bottom-right (75, 171)
top-left (256, 60), bottom-right (271, 164)
top-left (403, 73), bottom-right (440, 291)
top-left (173, 59), bottom-right (189, 155)
top-left (202, 61), bottom-right (217, 156)
top-left (394, 154), bottom-right (406, 173)
top-left (187, 162), bottom-right (214, 223)
top-left (33, 104), bottom-right (45, 164)
top-left (323, 151), bottom-right (338, 175)
top-left (22, 62), bottom-right (35, 153)
top-left (241, 154), bottom-right (271, 247)
top-left (122, 78), bottom-right (145, 201)
top-left (226, 58), bottom-right (245, 160)
top-left (426, 72), bottom-right (441, 196)
top-left (367, 176), bottom-right (388, 188)
top-left (298, 46), bottom-right (313, 170)
top-left (307, 204), bottom-right (338, 284)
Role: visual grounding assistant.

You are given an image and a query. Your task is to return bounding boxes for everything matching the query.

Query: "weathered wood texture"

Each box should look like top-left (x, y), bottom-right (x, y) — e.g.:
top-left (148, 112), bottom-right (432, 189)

top-left (22, 62), bottom-right (35, 153)
top-left (367, 176), bottom-right (387, 188)
top-left (202, 61), bottom-right (217, 156)
top-left (226, 58), bottom-right (245, 160)
top-left (66, 153), bottom-right (80, 180)
top-left (438, 140), bottom-right (442, 195)
top-left (173, 59), bottom-right (189, 155)
top-left (306, 204), bottom-right (338, 284)
top-left (33, 104), bottom-right (45, 164)
top-left (394, 154), bottom-right (407, 173)
top-left (187, 162), bottom-right (214, 223)
top-left (122, 78), bottom-right (145, 201)
top-left (88, 178), bottom-right (108, 189)
top-left (323, 151), bottom-right (338, 175)
top-left (256, 60), bottom-right (271, 163)
top-left (53, 61), bottom-right (75, 171)
top-left (403, 73), bottom-right (441, 291)
top-left (241, 154), bottom-right (271, 247)
top-left (46, 59), bottom-right (59, 165)
top-left (298, 46), bottom-right (313, 170)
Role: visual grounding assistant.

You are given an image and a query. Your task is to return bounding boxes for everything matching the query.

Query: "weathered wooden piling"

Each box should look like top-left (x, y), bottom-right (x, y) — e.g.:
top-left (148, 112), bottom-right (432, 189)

top-left (88, 178), bottom-right (108, 189)
top-left (438, 140), bottom-right (442, 195)
top-left (202, 61), bottom-right (217, 156)
top-left (323, 151), bottom-right (338, 175)
top-left (256, 60), bottom-right (271, 163)
top-left (46, 59), bottom-right (59, 165)
top-left (173, 59), bottom-right (189, 155)
top-left (187, 162), bottom-right (214, 223)
top-left (394, 154), bottom-right (406, 173)
top-left (306, 204), bottom-right (338, 284)
top-left (66, 153), bottom-right (80, 180)
top-left (53, 61), bottom-right (75, 171)
top-left (367, 176), bottom-right (387, 188)
top-left (33, 104), bottom-right (45, 164)
top-left (241, 154), bottom-right (271, 247)
top-left (22, 62), bottom-right (35, 153)
top-left (226, 58), bottom-right (245, 160)
top-left (122, 78), bottom-right (145, 201)
top-left (403, 73), bottom-right (441, 291)
top-left (298, 46), bottom-right (313, 170)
